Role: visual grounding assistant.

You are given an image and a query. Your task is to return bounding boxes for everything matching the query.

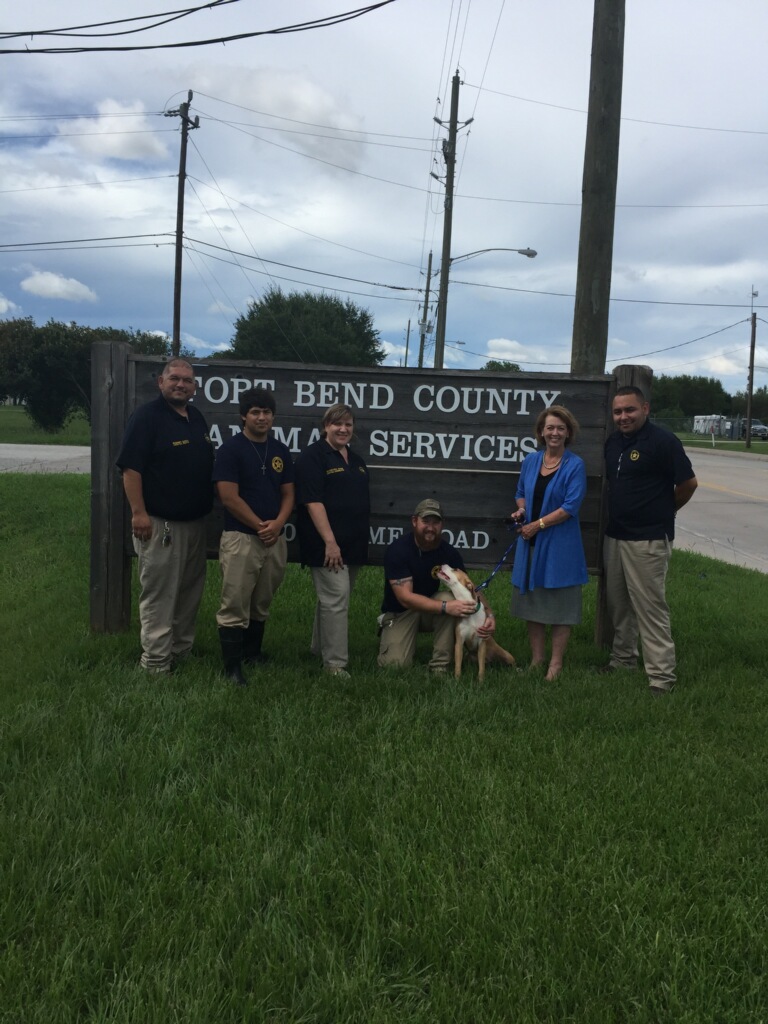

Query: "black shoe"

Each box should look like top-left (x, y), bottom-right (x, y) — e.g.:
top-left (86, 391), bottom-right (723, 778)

top-left (219, 627), bottom-right (248, 687)
top-left (243, 619), bottom-right (269, 666)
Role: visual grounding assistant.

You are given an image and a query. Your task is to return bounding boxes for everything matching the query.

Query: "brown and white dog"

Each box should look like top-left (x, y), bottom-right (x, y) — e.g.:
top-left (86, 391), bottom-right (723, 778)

top-left (436, 564), bottom-right (517, 682)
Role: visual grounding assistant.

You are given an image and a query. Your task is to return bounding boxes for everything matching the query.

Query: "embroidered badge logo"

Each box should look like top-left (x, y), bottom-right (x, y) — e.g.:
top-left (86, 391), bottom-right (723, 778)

top-left (271, 456), bottom-right (284, 473)
top-left (630, 450), bottom-right (640, 461)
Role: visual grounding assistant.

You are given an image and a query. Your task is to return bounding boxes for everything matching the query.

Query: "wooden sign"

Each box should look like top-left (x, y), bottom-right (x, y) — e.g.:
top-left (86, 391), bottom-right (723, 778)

top-left (91, 343), bottom-right (619, 632)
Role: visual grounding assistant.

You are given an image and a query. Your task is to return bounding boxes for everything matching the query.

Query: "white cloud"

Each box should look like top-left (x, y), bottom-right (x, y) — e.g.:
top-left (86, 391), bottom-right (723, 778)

top-left (0, 294), bottom-right (21, 315)
top-left (193, 338), bottom-right (232, 353)
top-left (20, 271), bottom-right (97, 303)
top-left (2, 0), bottom-right (768, 400)
top-left (60, 100), bottom-right (169, 162)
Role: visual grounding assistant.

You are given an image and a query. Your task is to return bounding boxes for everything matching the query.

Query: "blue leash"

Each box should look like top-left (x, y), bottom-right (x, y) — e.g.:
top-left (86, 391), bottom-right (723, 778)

top-left (475, 531), bottom-right (519, 593)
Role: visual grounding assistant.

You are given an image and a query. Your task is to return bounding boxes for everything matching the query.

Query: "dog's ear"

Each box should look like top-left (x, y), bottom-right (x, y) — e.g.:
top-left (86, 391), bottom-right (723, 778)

top-left (466, 577), bottom-right (475, 596)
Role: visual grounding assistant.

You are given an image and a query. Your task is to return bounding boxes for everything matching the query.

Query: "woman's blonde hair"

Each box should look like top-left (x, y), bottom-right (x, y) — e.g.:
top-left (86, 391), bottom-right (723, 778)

top-left (534, 404), bottom-right (579, 446)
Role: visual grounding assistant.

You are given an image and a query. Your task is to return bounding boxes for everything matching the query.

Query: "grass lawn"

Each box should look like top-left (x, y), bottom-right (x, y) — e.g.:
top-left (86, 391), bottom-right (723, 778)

top-left (0, 405), bottom-right (91, 445)
top-left (1, 475), bottom-right (767, 1023)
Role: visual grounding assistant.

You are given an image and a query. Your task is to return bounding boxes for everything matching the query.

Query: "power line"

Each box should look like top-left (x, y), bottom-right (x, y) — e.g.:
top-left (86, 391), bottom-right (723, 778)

top-left (1, 1), bottom-right (400, 54)
top-left (185, 237), bottom-right (421, 292)
top-left (449, 277), bottom-right (768, 310)
top-left (0, 232), bottom-right (172, 250)
top-left (184, 243), bottom-right (415, 303)
top-left (196, 111), bottom-right (431, 153)
top-left (465, 82), bottom-right (768, 137)
top-left (193, 91), bottom-right (432, 141)
top-left (186, 174), bottom-right (420, 269)
top-left (0, 111), bottom-right (165, 121)
top-left (0, 128), bottom-right (176, 142)
top-left (0, 174), bottom-right (174, 195)
top-left (609, 321), bottom-right (749, 361)
top-left (1, 1), bottom-right (242, 39)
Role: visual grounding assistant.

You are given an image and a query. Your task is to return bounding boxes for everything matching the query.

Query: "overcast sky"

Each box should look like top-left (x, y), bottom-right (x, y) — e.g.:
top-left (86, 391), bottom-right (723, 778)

top-left (2, 0), bottom-right (767, 397)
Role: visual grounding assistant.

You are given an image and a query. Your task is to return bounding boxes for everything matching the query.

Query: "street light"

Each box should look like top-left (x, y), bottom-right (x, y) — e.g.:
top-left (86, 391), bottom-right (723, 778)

top-left (433, 247), bottom-right (537, 370)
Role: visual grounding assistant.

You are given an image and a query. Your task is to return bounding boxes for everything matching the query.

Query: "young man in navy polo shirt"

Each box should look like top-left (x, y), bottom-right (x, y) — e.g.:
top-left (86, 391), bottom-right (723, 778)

top-left (603, 385), bottom-right (697, 694)
top-left (213, 388), bottom-right (295, 685)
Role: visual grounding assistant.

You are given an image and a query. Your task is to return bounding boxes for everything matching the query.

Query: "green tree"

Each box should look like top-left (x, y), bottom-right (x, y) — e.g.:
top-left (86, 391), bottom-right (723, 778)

top-left (732, 385), bottom-right (768, 419)
top-left (228, 287), bottom-right (385, 366)
top-left (482, 359), bottom-right (522, 373)
top-left (0, 319), bottom-right (177, 432)
top-left (651, 374), bottom-right (731, 416)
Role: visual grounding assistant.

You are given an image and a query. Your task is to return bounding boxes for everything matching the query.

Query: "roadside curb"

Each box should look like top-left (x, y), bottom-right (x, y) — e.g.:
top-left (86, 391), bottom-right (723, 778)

top-left (684, 445), bottom-right (768, 462)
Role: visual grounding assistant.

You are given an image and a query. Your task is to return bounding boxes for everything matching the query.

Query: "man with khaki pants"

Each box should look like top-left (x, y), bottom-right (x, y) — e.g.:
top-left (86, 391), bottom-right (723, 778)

top-left (213, 388), bottom-right (294, 686)
top-left (117, 358), bottom-right (214, 674)
top-left (602, 386), bottom-right (697, 694)
top-left (377, 499), bottom-right (496, 673)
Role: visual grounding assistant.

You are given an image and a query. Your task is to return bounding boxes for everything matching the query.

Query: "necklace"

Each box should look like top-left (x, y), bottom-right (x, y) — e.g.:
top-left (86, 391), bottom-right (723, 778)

top-left (542, 455), bottom-right (562, 470)
top-left (247, 436), bottom-right (269, 475)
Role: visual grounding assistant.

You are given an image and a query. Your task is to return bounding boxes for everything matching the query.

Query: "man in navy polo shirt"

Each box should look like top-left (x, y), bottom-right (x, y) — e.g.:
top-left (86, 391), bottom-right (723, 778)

top-left (602, 385), bottom-right (697, 694)
top-left (117, 357), bottom-right (214, 674)
top-left (377, 498), bottom-right (494, 673)
top-left (213, 388), bottom-right (295, 686)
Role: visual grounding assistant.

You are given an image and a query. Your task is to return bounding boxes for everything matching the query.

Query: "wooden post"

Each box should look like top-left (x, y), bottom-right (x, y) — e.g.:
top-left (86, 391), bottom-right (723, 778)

top-left (571, 0), bottom-right (626, 375)
top-left (90, 342), bottom-right (132, 632)
top-left (594, 363), bottom-right (653, 647)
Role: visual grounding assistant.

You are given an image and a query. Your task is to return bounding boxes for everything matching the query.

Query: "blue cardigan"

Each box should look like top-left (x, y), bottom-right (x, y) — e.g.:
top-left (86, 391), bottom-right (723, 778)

top-left (511, 448), bottom-right (588, 594)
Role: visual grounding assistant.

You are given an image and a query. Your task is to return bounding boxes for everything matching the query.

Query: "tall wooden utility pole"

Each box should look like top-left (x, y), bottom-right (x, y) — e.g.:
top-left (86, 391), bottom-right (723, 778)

top-left (744, 311), bottom-right (757, 449)
top-left (418, 250), bottom-right (433, 368)
top-left (165, 90), bottom-right (199, 357)
top-left (571, 0), bottom-right (626, 374)
top-left (433, 72), bottom-right (472, 370)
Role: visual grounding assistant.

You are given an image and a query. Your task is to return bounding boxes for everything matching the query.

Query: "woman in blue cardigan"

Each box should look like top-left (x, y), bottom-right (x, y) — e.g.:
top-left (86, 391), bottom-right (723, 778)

top-left (509, 405), bottom-right (588, 680)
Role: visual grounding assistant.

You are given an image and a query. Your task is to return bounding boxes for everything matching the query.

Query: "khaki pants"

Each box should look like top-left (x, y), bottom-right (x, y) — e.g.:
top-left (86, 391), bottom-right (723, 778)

top-left (377, 593), bottom-right (456, 670)
top-left (133, 516), bottom-right (207, 672)
top-left (603, 535), bottom-right (676, 690)
top-left (310, 565), bottom-right (360, 671)
top-left (216, 531), bottom-right (287, 629)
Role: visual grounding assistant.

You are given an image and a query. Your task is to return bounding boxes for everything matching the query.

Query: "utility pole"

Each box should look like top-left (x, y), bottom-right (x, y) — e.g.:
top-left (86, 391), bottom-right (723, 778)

top-left (404, 319), bottom-right (411, 367)
top-left (418, 250), bottom-right (433, 368)
top-left (433, 72), bottom-right (472, 370)
top-left (570, 0), bottom-right (626, 374)
top-left (164, 91), bottom-right (200, 357)
top-left (745, 310), bottom-right (757, 449)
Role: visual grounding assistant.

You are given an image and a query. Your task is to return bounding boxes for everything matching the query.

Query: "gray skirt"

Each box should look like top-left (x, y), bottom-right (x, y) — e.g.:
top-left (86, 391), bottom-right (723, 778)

top-left (511, 583), bottom-right (583, 625)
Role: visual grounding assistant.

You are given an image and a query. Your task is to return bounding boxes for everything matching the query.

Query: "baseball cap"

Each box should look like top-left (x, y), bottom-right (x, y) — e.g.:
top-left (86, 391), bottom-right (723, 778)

top-left (414, 498), bottom-right (443, 520)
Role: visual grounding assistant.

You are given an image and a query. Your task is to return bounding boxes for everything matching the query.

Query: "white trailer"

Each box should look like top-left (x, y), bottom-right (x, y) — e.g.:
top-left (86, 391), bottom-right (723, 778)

top-left (693, 414), bottom-right (727, 435)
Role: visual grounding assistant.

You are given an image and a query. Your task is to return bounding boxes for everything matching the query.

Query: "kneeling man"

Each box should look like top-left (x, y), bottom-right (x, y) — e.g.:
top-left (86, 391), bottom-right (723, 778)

top-left (377, 498), bottom-right (495, 673)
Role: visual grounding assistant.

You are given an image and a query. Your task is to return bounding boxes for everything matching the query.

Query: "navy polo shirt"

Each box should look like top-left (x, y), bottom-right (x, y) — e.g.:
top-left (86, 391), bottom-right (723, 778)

top-left (116, 395), bottom-right (214, 521)
top-left (213, 430), bottom-right (294, 534)
top-left (381, 533), bottom-right (465, 614)
top-left (294, 439), bottom-right (370, 566)
top-left (605, 420), bottom-right (695, 541)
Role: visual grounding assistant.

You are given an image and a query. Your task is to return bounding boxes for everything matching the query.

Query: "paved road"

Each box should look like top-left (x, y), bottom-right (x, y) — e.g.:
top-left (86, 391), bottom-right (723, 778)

top-left (0, 443), bottom-right (91, 474)
top-left (2, 443), bottom-right (766, 574)
top-left (676, 447), bottom-right (768, 574)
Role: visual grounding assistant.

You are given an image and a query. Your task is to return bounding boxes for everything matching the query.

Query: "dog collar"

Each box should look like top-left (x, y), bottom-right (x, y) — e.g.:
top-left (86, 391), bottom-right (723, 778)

top-left (474, 600), bottom-right (482, 614)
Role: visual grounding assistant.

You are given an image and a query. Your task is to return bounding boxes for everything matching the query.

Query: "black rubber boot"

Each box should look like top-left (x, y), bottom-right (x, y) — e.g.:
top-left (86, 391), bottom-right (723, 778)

top-left (243, 619), bottom-right (269, 665)
top-left (218, 627), bottom-right (248, 686)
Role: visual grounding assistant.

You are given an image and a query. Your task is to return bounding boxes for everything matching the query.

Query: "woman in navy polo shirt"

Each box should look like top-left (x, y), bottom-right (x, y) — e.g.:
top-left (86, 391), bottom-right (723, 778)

top-left (295, 404), bottom-right (370, 678)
